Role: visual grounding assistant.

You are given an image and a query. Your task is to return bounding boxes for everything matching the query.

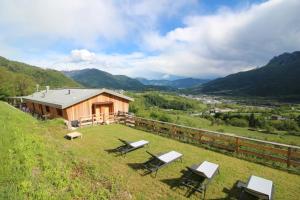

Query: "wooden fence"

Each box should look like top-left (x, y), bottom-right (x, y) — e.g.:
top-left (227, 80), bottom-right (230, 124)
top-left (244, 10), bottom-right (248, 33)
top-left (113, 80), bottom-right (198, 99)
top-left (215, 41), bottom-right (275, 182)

top-left (79, 113), bottom-right (117, 127)
top-left (121, 115), bottom-right (300, 171)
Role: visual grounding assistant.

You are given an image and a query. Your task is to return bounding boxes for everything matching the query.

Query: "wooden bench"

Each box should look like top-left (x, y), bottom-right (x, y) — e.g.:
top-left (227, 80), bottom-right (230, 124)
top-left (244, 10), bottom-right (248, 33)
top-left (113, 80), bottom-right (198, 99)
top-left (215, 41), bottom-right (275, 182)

top-left (66, 131), bottom-right (82, 140)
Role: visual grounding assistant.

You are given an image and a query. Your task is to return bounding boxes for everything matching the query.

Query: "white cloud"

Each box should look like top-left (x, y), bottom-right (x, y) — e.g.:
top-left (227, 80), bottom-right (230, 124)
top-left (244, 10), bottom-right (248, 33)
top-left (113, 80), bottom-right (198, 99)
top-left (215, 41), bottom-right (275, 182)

top-left (162, 74), bottom-right (171, 79)
top-left (140, 0), bottom-right (300, 77)
top-left (70, 49), bottom-right (96, 62)
top-left (0, 0), bottom-right (196, 48)
top-left (0, 0), bottom-right (127, 46)
top-left (1, 0), bottom-right (300, 79)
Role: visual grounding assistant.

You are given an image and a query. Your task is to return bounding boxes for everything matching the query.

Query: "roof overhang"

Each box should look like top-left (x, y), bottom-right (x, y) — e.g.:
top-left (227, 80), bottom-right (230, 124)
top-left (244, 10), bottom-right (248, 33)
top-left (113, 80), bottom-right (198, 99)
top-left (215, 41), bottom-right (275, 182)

top-left (23, 88), bottom-right (134, 109)
top-left (92, 101), bottom-right (113, 106)
top-left (23, 98), bottom-right (63, 109)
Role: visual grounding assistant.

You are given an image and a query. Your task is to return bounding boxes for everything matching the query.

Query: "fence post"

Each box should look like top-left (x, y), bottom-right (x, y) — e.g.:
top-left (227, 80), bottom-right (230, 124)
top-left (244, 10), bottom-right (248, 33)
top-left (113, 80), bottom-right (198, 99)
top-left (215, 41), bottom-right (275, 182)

top-left (235, 138), bottom-right (240, 154)
top-left (287, 147), bottom-right (292, 168)
top-left (152, 121), bottom-right (156, 132)
top-left (172, 125), bottom-right (176, 135)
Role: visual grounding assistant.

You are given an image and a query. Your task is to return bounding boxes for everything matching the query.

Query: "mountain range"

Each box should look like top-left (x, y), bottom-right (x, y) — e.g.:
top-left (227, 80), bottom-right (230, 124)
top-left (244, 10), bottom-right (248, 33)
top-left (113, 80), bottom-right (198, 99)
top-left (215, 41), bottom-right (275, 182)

top-left (191, 51), bottom-right (300, 99)
top-left (1, 51), bottom-right (300, 100)
top-left (137, 77), bottom-right (210, 89)
top-left (63, 68), bottom-right (146, 90)
top-left (63, 68), bottom-right (201, 90)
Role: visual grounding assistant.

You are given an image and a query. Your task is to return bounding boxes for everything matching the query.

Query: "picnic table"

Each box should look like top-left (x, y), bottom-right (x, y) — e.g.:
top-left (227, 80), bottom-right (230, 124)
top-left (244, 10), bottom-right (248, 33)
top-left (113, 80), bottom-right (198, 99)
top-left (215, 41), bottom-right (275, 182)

top-left (66, 131), bottom-right (82, 140)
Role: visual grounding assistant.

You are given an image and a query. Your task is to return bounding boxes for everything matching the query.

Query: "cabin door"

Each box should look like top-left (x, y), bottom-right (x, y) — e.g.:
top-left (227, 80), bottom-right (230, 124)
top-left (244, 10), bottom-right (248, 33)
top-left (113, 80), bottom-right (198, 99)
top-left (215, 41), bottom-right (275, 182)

top-left (101, 106), bottom-right (109, 122)
top-left (95, 106), bottom-right (101, 116)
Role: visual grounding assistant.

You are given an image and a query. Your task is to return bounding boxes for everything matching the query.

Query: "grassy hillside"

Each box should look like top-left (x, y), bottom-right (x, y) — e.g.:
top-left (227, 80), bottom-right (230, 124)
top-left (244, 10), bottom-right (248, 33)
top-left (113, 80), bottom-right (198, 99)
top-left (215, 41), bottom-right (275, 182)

top-left (0, 101), bottom-right (299, 199)
top-left (0, 56), bottom-right (81, 99)
top-left (0, 102), bottom-right (125, 199)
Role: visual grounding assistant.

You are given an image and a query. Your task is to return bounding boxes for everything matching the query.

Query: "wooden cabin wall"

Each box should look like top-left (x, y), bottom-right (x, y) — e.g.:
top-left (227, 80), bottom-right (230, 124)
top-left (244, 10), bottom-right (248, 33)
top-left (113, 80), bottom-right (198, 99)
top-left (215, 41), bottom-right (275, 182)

top-left (64, 92), bottom-right (129, 121)
top-left (25, 101), bottom-right (66, 120)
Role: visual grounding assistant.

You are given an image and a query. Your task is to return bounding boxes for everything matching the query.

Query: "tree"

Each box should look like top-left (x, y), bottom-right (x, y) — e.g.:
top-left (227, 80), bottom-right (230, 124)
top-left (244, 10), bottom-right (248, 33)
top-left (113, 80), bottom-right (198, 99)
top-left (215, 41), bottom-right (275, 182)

top-left (297, 115), bottom-right (300, 126)
top-left (14, 74), bottom-right (35, 96)
top-left (249, 113), bottom-right (256, 127)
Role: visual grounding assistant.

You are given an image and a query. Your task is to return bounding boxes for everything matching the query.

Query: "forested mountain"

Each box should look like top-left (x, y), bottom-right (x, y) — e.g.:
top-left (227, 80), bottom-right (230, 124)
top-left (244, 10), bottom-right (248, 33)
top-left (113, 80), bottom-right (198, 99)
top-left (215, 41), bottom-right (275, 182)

top-left (0, 56), bottom-right (80, 99)
top-left (137, 77), bottom-right (209, 89)
top-left (63, 68), bottom-right (147, 90)
top-left (191, 51), bottom-right (300, 98)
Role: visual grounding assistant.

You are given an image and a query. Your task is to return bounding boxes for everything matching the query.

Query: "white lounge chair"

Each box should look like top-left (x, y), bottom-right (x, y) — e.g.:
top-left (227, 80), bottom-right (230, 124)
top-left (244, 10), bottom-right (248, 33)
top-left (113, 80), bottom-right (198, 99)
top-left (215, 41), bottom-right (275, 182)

top-left (144, 150), bottom-right (183, 177)
top-left (116, 138), bottom-right (149, 155)
top-left (238, 175), bottom-right (274, 200)
top-left (180, 161), bottom-right (220, 199)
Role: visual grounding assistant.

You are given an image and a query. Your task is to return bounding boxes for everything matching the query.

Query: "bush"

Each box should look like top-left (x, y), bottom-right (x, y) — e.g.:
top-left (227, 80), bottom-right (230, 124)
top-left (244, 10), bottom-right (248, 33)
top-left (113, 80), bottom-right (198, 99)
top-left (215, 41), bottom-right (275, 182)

top-left (264, 124), bottom-right (276, 134)
top-left (255, 117), bottom-right (267, 129)
top-left (129, 104), bottom-right (139, 113)
top-left (228, 118), bottom-right (248, 127)
top-left (211, 118), bottom-right (224, 126)
top-left (150, 112), bottom-right (159, 119)
top-left (287, 131), bottom-right (300, 136)
top-left (158, 114), bottom-right (172, 122)
top-left (270, 120), bottom-right (299, 131)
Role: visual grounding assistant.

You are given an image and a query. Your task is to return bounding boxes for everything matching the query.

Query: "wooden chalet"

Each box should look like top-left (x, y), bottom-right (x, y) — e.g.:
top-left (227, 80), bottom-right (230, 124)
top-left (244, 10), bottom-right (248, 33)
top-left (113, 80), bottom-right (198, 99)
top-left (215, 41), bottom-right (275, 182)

top-left (23, 88), bottom-right (133, 125)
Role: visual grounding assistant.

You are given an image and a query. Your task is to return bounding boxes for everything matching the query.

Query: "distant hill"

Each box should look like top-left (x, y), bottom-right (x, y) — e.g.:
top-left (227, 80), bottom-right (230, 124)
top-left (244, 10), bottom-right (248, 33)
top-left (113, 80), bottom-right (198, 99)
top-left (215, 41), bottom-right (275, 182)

top-left (191, 51), bottom-right (300, 99)
top-left (63, 68), bottom-right (147, 90)
top-left (137, 77), bottom-right (210, 89)
top-left (0, 56), bottom-right (80, 99)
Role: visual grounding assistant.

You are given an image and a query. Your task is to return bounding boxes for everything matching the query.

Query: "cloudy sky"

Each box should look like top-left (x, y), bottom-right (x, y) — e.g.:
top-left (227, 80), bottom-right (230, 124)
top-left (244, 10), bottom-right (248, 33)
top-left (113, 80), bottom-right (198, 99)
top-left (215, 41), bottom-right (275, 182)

top-left (0, 0), bottom-right (299, 79)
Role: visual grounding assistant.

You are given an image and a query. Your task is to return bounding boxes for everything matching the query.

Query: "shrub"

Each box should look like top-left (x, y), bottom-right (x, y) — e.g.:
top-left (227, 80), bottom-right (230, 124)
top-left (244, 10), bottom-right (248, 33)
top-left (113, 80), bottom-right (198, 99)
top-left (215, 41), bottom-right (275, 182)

top-left (287, 131), bottom-right (300, 136)
top-left (264, 124), bottom-right (276, 134)
top-left (211, 118), bottom-right (224, 126)
top-left (255, 117), bottom-right (267, 129)
top-left (129, 104), bottom-right (139, 113)
top-left (249, 113), bottom-right (256, 127)
top-left (158, 114), bottom-right (171, 122)
top-left (149, 112), bottom-right (159, 119)
top-left (228, 118), bottom-right (248, 127)
top-left (270, 120), bottom-right (299, 131)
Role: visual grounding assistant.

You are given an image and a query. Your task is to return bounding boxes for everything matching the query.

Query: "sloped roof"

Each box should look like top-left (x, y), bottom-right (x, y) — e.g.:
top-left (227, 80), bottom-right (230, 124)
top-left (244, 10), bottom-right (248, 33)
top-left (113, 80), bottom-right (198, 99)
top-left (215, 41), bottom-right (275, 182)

top-left (23, 88), bottom-right (133, 109)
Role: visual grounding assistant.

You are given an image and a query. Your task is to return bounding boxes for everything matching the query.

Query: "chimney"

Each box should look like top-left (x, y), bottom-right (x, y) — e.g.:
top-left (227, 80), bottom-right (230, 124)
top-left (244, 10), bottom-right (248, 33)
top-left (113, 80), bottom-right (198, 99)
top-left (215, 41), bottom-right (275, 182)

top-left (68, 89), bottom-right (71, 95)
top-left (36, 84), bottom-right (39, 92)
top-left (46, 86), bottom-right (50, 93)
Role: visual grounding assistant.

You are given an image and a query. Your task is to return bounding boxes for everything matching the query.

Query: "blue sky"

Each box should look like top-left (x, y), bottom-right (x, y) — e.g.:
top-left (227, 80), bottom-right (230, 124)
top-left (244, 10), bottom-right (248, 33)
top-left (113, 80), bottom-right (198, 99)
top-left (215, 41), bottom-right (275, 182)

top-left (0, 0), bottom-right (299, 79)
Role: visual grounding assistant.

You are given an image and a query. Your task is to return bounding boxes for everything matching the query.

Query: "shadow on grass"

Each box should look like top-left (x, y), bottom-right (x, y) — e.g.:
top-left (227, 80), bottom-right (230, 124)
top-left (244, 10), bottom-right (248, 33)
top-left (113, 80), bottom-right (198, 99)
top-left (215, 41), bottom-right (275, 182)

top-left (64, 135), bottom-right (72, 140)
top-left (161, 169), bottom-right (205, 199)
top-left (104, 147), bottom-right (125, 157)
top-left (127, 162), bottom-right (153, 176)
top-left (206, 181), bottom-right (244, 200)
top-left (161, 171), bottom-right (244, 200)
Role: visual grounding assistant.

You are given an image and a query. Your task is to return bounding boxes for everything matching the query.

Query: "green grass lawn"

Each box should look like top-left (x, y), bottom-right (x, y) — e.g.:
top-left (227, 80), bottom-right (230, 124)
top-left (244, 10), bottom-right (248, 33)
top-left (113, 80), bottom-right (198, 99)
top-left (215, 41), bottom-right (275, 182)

top-left (1, 101), bottom-right (300, 199)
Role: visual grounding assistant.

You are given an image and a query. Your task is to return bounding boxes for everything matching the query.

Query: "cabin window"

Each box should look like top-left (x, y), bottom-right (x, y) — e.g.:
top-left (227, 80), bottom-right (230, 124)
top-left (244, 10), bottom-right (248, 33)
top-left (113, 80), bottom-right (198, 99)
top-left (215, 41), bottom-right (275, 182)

top-left (56, 108), bottom-right (63, 116)
top-left (46, 106), bottom-right (50, 112)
